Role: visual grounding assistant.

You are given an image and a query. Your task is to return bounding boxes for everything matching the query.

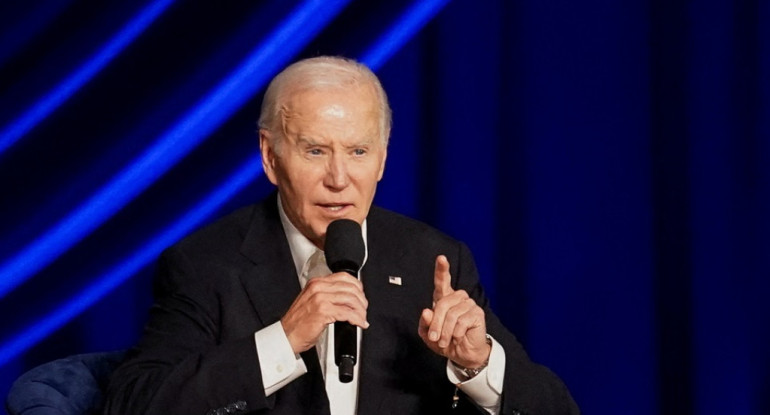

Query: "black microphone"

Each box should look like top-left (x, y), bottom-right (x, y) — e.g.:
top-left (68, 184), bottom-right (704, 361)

top-left (324, 219), bottom-right (365, 383)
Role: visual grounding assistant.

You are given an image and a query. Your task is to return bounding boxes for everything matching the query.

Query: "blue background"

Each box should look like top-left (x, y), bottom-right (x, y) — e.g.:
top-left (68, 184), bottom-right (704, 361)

top-left (1, 0), bottom-right (769, 414)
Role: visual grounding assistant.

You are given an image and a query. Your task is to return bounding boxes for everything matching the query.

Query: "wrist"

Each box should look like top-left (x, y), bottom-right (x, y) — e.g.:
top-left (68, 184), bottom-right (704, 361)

top-left (453, 335), bottom-right (492, 378)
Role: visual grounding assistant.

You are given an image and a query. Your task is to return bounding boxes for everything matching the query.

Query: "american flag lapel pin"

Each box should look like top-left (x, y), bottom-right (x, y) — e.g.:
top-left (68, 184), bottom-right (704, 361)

top-left (388, 276), bottom-right (402, 286)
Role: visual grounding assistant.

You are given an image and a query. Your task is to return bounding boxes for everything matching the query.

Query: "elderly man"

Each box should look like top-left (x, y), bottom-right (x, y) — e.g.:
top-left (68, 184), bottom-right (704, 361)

top-left (104, 56), bottom-right (578, 415)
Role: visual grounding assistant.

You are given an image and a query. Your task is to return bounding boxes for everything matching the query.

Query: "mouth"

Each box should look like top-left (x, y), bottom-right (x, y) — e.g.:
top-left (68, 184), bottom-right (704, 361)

top-left (318, 203), bottom-right (353, 214)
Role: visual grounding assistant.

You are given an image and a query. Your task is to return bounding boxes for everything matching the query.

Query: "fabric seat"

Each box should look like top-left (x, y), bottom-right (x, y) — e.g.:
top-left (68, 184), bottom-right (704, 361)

top-left (5, 351), bottom-right (125, 415)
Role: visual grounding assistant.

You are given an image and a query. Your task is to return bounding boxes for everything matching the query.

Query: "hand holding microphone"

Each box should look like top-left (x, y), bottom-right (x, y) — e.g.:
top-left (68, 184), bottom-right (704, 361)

top-left (279, 219), bottom-right (366, 383)
top-left (324, 219), bottom-right (366, 383)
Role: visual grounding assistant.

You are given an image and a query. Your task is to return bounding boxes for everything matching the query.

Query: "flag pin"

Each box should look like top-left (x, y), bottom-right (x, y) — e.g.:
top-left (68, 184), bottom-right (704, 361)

top-left (388, 276), bottom-right (402, 286)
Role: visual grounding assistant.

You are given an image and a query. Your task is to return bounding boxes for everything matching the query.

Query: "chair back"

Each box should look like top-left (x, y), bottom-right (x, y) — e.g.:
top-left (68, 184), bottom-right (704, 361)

top-left (5, 351), bottom-right (126, 415)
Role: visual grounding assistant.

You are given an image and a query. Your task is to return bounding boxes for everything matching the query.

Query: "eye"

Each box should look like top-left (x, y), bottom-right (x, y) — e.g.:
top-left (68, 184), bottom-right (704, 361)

top-left (353, 148), bottom-right (367, 156)
top-left (307, 148), bottom-right (324, 156)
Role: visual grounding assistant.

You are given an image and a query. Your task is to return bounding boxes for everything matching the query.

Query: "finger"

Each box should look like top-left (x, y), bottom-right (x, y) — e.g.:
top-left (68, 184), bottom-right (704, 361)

top-left (418, 309), bottom-right (443, 356)
top-left (418, 308), bottom-right (433, 340)
top-left (302, 280), bottom-right (369, 328)
top-left (438, 297), bottom-right (475, 348)
top-left (428, 290), bottom-right (468, 344)
top-left (451, 302), bottom-right (483, 343)
top-left (451, 311), bottom-right (489, 368)
top-left (308, 288), bottom-right (369, 324)
top-left (433, 255), bottom-right (453, 303)
top-left (327, 273), bottom-right (367, 305)
top-left (330, 291), bottom-right (369, 315)
top-left (306, 275), bottom-right (368, 309)
top-left (326, 304), bottom-right (370, 329)
top-left (326, 272), bottom-right (365, 290)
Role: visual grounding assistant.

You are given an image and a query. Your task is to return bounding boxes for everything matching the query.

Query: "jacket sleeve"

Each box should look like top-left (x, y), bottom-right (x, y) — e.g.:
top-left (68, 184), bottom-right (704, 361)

top-left (103, 247), bottom-right (274, 415)
top-left (453, 242), bottom-right (580, 415)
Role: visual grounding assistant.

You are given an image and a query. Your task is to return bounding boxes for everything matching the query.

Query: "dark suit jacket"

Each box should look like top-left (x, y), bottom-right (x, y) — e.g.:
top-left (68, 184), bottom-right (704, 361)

top-left (104, 193), bottom-right (578, 415)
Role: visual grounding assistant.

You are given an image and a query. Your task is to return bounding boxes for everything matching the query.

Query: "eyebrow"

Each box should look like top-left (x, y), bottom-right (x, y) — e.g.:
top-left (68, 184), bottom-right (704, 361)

top-left (344, 140), bottom-right (374, 149)
top-left (296, 136), bottom-right (325, 146)
top-left (296, 136), bottom-right (375, 148)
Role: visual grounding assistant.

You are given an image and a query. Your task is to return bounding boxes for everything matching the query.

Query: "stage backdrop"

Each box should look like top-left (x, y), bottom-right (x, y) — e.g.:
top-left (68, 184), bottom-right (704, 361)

top-left (1, 1), bottom-right (768, 414)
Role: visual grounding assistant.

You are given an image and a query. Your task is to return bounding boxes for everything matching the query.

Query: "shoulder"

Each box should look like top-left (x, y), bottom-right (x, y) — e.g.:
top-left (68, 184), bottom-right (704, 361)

top-left (152, 198), bottom-right (280, 293)
top-left (170, 204), bottom-right (256, 258)
top-left (367, 205), bottom-right (464, 254)
top-left (162, 193), bottom-right (280, 270)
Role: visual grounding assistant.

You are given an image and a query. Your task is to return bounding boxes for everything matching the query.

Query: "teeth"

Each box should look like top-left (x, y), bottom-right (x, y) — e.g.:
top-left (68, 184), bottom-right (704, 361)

top-left (328, 206), bottom-right (342, 211)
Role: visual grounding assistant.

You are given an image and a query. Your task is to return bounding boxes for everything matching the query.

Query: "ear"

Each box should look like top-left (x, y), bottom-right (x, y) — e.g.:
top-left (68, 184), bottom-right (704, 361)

top-left (259, 130), bottom-right (279, 186)
top-left (376, 148), bottom-right (387, 182)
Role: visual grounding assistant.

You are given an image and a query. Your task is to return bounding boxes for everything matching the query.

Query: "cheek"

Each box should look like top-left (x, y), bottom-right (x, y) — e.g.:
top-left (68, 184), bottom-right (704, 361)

top-left (357, 166), bottom-right (384, 191)
top-left (282, 162), bottom-right (317, 189)
top-left (283, 169), bottom-right (323, 207)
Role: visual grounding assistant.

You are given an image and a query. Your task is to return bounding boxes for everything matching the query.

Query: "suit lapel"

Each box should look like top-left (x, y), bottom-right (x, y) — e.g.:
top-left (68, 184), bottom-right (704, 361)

top-left (237, 193), bottom-right (301, 326)
top-left (236, 193), bottom-right (329, 412)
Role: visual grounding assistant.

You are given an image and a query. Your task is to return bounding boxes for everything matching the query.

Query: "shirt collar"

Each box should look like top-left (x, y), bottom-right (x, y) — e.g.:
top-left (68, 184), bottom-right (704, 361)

top-left (277, 193), bottom-right (368, 278)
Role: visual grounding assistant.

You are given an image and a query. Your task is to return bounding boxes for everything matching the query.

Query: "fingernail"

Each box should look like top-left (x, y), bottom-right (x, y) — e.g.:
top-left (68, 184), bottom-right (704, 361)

top-left (365, 321), bottom-right (370, 328)
top-left (429, 331), bottom-right (438, 341)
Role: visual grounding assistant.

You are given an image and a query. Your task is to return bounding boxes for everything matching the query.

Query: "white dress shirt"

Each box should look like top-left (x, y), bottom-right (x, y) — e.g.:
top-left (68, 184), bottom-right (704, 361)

top-left (253, 196), bottom-right (504, 414)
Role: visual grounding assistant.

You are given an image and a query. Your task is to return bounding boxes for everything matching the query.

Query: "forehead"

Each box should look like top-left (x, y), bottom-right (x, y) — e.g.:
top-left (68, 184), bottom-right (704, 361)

top-left (282, 84), bottom-right (378, 121)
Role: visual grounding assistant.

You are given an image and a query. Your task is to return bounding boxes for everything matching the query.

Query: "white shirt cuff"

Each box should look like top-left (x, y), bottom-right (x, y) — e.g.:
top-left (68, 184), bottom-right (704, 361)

top-left (446, 335), bottom-right (505, 413)
top-left (254, 321), bottom-right (307, 396)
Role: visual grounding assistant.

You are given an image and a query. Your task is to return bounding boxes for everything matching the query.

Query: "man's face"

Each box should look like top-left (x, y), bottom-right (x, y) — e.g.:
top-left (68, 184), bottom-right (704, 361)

top-left (260, 84), bottom-right (387, 248)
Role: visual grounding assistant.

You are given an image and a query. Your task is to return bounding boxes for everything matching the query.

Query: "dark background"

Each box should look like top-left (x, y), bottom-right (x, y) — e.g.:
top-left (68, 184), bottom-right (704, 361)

top-left (1, 0), bottom-right (768, 414)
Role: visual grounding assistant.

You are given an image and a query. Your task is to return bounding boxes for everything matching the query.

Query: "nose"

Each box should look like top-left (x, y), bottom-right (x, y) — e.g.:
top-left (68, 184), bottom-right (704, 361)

top-left (324, 153), bottom-right (350, 190)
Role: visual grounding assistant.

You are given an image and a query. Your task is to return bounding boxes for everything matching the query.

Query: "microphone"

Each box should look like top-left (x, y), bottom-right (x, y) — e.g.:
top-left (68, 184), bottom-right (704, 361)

top-left (324, 219), bottom-right (365, 383)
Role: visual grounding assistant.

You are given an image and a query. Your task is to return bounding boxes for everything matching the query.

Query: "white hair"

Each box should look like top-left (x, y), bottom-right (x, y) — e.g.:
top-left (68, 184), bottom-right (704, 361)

top-left (258, 56), bottom-right (392, 150)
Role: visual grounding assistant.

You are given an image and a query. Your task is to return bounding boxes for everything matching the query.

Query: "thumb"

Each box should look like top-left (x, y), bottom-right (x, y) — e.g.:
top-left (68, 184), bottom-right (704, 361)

top-left (418, 308), bottom-right (434, 339)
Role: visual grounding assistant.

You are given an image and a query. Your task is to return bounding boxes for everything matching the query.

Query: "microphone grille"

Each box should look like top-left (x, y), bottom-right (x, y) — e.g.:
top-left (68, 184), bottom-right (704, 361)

top-left (325, 219), bottom-right (365, 271)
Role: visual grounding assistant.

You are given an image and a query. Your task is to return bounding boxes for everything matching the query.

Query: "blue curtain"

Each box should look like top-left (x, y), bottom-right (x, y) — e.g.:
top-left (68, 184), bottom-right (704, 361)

top-left (1, 1), bottom-right (768, 414)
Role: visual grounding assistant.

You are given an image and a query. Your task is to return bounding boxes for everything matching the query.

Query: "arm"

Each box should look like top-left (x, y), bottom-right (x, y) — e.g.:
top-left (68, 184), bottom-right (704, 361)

top-left (420, 243), bottom-right (580, 415)
top-left (105, 244), bottom-right (370, 414)
top-left (104, 247), bottom-right (272, 415)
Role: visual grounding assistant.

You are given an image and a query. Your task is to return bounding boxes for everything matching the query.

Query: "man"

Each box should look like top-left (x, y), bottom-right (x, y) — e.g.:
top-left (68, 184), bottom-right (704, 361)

top-left (104, 56), bottom-right (578, 414)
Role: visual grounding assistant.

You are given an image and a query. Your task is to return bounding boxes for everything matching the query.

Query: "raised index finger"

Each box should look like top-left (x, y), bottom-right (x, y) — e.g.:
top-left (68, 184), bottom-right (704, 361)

top-left (433, 255), bottom-right (454, 302)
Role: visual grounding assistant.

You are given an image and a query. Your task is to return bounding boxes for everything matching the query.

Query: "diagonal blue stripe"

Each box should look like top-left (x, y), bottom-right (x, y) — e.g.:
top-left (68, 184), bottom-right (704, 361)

top-left (0, 155), bottom-right (262, 368)
top-left (0, 0), bottom-right (351, 299)
top-left (360, 0), bottom-right (451, 69)
top-left (0, 0), bottom-right (175, 155)
top-left (0, 0), bottom-right (452, 368)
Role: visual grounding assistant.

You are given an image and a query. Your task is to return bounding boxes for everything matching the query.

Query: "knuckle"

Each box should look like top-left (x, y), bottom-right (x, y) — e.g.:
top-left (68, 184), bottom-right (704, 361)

top-left (441, 318), bottom-right (454, 331)
top-left (434, 299), bottom-right (450, 314)
top-left (456, 316), bottom-right (471, 330)
top-left (305, 294), bottom-right (319, 308)
top-left (305, 279), bottom-right (323, 293)
top-left (307, 277), bottom-right (321, 286)
top-left (445, 308), bottom-right (460, 322)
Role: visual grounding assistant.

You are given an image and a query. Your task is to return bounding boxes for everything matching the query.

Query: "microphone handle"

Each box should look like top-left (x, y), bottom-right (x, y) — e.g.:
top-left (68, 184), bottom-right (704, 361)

top-left (335, 321), bottom-right (356, 383)
top-left (333, 267), bottom-right (358, 383)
